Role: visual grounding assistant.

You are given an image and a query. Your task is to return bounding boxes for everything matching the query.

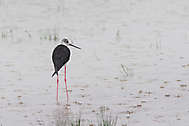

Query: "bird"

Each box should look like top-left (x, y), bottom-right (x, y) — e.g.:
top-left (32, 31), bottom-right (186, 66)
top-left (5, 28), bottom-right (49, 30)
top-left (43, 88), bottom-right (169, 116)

top-left (52, 38), bottom-right (81, 103)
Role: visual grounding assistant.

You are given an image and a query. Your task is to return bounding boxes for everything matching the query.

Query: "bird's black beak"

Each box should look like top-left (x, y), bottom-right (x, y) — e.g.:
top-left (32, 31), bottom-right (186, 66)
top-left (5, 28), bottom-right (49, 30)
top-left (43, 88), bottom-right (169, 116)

top-left (69, 43), bottom-right (81, 49)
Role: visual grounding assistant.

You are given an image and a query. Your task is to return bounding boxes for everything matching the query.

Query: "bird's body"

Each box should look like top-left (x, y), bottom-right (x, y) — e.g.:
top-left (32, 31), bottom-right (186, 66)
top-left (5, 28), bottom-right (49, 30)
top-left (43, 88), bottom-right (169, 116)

top-left (52, 44), bottom-right (70, 77)
top-left (51, 38), bottom-right (81, 104)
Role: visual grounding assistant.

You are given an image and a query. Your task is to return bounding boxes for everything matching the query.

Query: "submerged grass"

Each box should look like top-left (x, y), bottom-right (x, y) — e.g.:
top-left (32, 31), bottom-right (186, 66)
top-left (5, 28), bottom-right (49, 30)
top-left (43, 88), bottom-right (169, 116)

top-left (0, 27), bottom-right (60, 42)
top-left (71, 119), bottom-right (81, 126)
top-left (54, 106), bottom-right (118, 126)
top-left (97, 106), bottom-right (118, 126)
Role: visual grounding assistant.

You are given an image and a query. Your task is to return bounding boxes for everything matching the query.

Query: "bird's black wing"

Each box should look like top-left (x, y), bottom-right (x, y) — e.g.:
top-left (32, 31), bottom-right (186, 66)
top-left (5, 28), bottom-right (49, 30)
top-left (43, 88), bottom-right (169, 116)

top-left (52, 45), bottom-right (70, 73)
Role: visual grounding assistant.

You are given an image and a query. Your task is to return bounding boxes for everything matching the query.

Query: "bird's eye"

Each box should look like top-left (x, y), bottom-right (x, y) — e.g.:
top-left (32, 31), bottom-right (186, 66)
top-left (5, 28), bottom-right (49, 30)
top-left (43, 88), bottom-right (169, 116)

top-left (63, 38), bottom-right (69, 44)
top-left (65, 39), bottom-right (69, 43)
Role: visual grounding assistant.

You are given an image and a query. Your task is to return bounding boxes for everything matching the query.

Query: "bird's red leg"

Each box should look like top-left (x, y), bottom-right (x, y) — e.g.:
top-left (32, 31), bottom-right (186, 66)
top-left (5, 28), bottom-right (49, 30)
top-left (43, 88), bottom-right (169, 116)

top-left (64, 65), bottom-right (69, 103)
top-left (56, 75), bottom-right (59, 103)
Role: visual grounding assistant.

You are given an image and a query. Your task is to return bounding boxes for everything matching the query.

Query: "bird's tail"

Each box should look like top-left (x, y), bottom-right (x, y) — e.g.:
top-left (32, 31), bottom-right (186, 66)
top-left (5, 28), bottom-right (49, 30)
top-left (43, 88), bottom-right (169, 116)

top-left (52, 71), bottom-right (58, 77)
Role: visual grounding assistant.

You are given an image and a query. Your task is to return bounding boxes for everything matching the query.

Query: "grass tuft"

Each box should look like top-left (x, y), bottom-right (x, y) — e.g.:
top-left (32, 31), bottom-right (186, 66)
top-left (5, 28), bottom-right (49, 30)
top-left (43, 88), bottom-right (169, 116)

top-left (97, 106), bottom-right (118, 126)
top-left (54, 106), bottom-right (118, 126)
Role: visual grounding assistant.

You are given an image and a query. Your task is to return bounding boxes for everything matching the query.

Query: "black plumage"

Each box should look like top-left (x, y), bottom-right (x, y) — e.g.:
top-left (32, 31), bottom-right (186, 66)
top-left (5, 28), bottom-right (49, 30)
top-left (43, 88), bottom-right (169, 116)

top-left (52, 44), bottom-right (70, 77)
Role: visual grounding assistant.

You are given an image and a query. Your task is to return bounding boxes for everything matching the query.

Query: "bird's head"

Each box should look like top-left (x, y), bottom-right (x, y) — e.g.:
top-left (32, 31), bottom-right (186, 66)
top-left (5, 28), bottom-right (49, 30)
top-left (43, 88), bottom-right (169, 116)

top-left (61, 38), bottom-right (81, 49)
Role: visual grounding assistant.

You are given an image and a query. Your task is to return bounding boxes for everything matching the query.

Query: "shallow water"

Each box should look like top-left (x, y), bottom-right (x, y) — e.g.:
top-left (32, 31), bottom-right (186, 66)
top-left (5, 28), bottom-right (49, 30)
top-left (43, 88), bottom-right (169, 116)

top-left (1, 0), bottom-right (189, 126)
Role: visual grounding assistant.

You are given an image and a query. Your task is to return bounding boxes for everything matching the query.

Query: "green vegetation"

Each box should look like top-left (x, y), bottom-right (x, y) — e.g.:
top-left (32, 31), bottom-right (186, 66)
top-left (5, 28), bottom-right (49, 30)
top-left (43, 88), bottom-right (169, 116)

top-left (54, 107), bottom-right (118, 126)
